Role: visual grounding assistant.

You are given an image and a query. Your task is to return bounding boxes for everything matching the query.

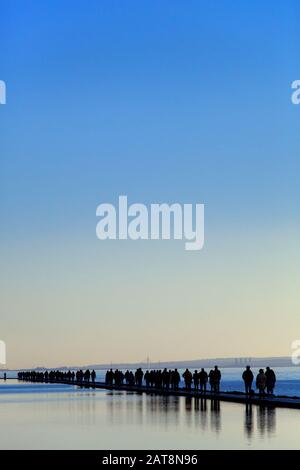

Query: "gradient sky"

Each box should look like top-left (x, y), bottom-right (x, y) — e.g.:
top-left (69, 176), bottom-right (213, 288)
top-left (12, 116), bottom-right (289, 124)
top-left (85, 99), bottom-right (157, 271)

top-left (1, 0), bottom-right (300, 368)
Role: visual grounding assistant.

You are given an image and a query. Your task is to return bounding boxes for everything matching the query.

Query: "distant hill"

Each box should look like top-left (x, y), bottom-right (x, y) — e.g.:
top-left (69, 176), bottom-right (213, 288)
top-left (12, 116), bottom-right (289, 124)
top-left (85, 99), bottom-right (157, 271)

top-left (82, 357), bottom-right (293, 369)
top-left (10, 356), bottom-right (295, 371)
top-left (57, 356), bottom-right (294, 371)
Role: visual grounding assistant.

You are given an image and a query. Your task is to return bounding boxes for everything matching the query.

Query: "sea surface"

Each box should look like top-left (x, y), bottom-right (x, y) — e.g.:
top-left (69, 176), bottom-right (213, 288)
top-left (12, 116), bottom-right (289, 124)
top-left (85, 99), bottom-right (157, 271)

top-left (0, 371), bottom-right (300, 449)
top-left (4, 366), bottom-right (300, 396)
top-left (94, 366), bottom-right (300, 396)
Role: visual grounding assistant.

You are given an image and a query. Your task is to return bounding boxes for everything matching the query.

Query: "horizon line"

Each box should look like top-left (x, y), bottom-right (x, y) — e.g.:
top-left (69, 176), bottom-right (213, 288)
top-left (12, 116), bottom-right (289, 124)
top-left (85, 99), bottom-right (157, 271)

top-left (4, 354), bottom-right (294, 371)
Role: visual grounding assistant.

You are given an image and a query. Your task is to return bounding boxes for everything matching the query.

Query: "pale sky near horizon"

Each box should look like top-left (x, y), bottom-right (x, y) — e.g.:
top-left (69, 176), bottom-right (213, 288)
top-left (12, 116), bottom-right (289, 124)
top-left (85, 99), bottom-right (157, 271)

top-left (1, 0), bottom-right (300, 369)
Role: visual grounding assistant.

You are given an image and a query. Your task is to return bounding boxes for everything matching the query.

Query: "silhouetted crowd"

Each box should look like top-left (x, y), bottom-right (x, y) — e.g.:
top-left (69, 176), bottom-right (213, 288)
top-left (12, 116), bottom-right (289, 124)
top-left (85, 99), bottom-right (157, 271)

top-left (242, 366), bottom-right (276, 397)
top-left (18, 369), bottom-right (97, 384)
top-left (105, 368), bottom-right (182, 390)
top-left (18, 365), bottom-right (277, 398)
top-left (105, 364), bottom-right (276, 397)
top-left (105, 366), bottom-right (221, 393)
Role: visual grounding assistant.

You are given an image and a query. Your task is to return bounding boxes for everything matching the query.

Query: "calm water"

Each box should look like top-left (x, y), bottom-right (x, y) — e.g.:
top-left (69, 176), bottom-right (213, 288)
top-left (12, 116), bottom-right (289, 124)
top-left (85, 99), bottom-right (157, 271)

top-left (96, 366), bottom-right (300, 396)
top-left (5, 366), bottom-right (300, 396)
top-left (0, 380), bottom-right (300, 449)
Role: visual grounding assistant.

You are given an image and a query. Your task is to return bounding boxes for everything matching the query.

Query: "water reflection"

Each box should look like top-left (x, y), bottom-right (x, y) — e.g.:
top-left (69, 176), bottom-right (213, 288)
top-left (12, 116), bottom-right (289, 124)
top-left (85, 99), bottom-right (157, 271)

top-left (257, 406), bottom-right (276, 437)
top-left (243, 403), bottom-right (276, 440)
top-left (105, 394), bottom-right (225, 436)
top-left (210, 399), bottom-right (221, 434)
top-left (0, 384), bottom-right (289, 449)
top-left (244, 403), bottom-right (253, 439)
top-left (198, 398), bottom-right (208, 430)
top-left (105, 393), bottom-right (277, 444)
top-left (28, 388), bottom-right (276, 443)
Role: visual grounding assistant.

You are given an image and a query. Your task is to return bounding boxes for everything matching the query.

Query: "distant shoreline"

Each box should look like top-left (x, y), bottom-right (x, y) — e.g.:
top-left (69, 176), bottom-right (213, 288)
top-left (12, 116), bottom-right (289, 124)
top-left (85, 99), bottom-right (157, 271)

top-left (3, 356), bottom-right (296, 372)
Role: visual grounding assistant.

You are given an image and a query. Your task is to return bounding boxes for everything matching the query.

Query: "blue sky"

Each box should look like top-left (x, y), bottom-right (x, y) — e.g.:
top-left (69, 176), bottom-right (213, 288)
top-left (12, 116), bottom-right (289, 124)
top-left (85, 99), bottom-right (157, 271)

top-left (1, 0), bottom-right (300, 368)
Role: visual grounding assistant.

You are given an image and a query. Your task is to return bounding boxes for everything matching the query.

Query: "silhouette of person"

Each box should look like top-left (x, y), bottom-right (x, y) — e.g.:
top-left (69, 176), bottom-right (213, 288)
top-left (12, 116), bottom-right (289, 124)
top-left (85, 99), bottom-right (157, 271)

top-left (193, 370), bottom-right (199, 391)
top-left (167, 370), bottom-right (172, 390)
top-left (199, 368), bottom-right (208, 394)
top-left (256, 369), bottom-right (267, 398)
top-left (162, 368), bottom-right (168, 390)
top-left (129, 371), bottom-right (134, 385)
top-left (85, 369), bottom-right (91, 383)
top-left (208, 369), bottom-right (214, 393)
top-left (144, 370), bottom-right (150, 387)
top-left (115, 369), bottom-right (120, 386)
top-left (135, 368), bottom-right (144, 387)
top-left (123, 370), bottom-right (129, 385)
top-left (183, 368), bottom-right (192, 390)
top-left (265, 367), bottom-right (276, 396)
top-left (80, 370), bottom-right (84, 384)
top-left (209, 366), bottom-right (221, 394)
top-left (173, 369), bottom-right (180, 391)
top-left (242, 365), bottom-right (254, 396)
top-left (214, 366), bottom-right (221, 393)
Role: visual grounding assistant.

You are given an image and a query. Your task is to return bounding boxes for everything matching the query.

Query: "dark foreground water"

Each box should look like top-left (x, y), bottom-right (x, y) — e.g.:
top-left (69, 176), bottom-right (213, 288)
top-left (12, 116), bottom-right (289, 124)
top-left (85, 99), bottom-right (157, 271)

top-left (0, 380), bottom-right (300, 449)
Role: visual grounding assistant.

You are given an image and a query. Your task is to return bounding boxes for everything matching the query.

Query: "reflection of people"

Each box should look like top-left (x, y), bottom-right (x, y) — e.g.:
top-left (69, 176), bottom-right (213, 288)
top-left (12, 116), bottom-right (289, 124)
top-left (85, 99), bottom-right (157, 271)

top-left (200, 397), bottom-right (207, 412)
top-left (199, 398), bottom-right (207, 430)
top-left (265, 367), bottom-right (276, 396)
top-left (185, 396), bottom-right (192, 411)
top-left (266, 407), bottom-right (276, 433)
top-left (210, 398), bottom-right (221, 433)
top-left (256, 369), bottom-right (266, 398)
top-left (242, 366), bottom-right (253, 396)
top-left (257, 405), bottom-right (276, 435)
top-left (244, 403), bottom-right (253, 439)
